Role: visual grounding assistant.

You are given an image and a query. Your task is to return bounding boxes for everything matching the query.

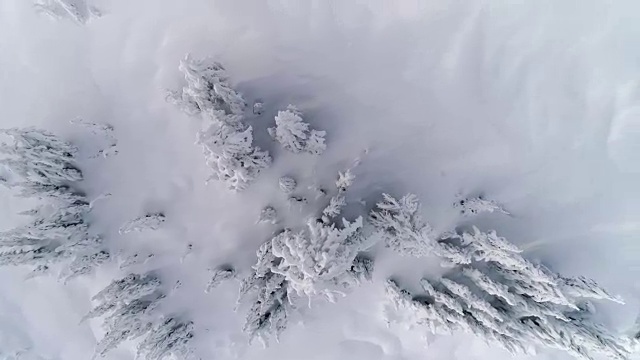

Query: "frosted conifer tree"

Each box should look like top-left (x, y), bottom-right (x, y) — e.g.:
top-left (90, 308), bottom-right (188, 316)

top-left (270, 217), bottom-right (364, 301)
top-left (335, 169), bottom-right (355, 191)
top-left (168, 55), bottom-right (245, 120)
top-left (384, 227), bottom-right (631, 360)
top-left (268, 106), bottom-right (305, 153)
top-left (82, 272), bottom-right (194, 359)
top-left (278, 176), bottom-right (296, 194)
top-left (239, 166), bottom-right (368, 343)
top-left (268, 106), bottom-right (326, 155)
top-left (321, 169), bottom-right (354, 223)
top-left (93, 298), bottom-right (162, 357)
top-left (369, 193), bottom-right (433, 257)
top-left (369, 193), bottom-right (473, 265)
top-left (0, 202), bottom-right (90, 269)
top-left (321, 195), bottom-right (346, 221)
top-left (205, 266), bottom-right (236, 293)
top-left (263, 168), bottom-right (367, 303)
top-left (238, 242), bottom-right (293, 346)
top-left (136, 318), bottom-right (195, 360)
top-left (197, 124), bottom-right (271, 191)
top-left (305, 130), bottom-right (327, 155)
top-left (61, 249), bottom-right (110, 283)
top-left (169, 55), bottom-right (271, 191)
top-left (119, 253), bottom-right (154, 270)
top-left (0, 128), bottom-right (82, 186)
top-left (0, 127), bottom-right (109, 280)
top-left (119, 213), bottom-right (166, 234)
top-left (86, 273), bottom-right (162, 318)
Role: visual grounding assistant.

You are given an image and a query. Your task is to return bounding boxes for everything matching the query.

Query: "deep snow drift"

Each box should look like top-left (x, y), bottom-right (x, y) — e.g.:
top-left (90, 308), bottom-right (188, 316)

top-left (1, 1), bottom-right (640, 360)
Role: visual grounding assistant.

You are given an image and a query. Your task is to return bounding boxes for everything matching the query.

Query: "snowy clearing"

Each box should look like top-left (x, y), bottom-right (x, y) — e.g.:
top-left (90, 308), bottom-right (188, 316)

top-left (1, 2), bottom-right (640, 360)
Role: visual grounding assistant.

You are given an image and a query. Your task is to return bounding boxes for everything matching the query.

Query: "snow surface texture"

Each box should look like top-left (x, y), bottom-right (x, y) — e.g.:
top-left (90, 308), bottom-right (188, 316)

top-left (1, 2), bottom-right (640, 360)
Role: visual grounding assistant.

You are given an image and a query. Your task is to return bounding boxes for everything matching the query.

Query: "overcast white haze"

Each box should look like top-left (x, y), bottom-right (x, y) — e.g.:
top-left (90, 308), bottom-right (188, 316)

top-left (1, 1), bottom-right (640, 360)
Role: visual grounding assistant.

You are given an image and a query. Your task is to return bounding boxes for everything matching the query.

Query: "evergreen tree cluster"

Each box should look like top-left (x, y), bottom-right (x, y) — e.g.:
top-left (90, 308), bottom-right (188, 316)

top-left (169, 55), bottom-right (327, 191)
top-left (374, 194), bottom-right (630, 360)
top-left (0, 52), bottom-right (633, 360)
top-left (83, 272), bottom-right (194, 360)
top-left (237, 168), bottom-right (371, 345)
top-left (0, 128), bottom-right (109, 282)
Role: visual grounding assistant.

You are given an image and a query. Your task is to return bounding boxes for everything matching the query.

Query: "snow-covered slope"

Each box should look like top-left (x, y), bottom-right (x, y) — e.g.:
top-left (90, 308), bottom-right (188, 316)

top-left (1, 1), bottom-right (639, 360)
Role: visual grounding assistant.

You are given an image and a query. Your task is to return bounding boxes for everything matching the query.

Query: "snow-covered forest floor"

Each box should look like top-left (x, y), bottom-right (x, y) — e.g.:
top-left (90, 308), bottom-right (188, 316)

top-left (1, 1), bottom-right (640, 360)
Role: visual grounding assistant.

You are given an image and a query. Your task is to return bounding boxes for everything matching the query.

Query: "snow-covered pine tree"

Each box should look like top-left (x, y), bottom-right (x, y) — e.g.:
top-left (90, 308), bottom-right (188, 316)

top-left (278, 176), bottom-right (297, 194)
top-left (136, 317), bottom-right (195, 360)
top-left (168, 55), bottom-right (245, 120)
top-left (61, 249), bottom-right (110, 283)
top-left (119, 252), bottom-right (154, 270)
top-left (0, 127), bottom-right (109, 280)
top-left (267, 106), bottom-right (305, 153)
top-left (93, 297), bottom-right (162, 357)
top-left (237, 242), bottom-right (293, 346)
top-left (205, 266), bottom-right (236, 293)
top-left (335, 169), bottom-right (355, 191)
top-left (0, 128), bottom-right (82, 186)
top-left (320, 169), bottom-right (355, 223)
top-left (384, 227), bottom-right (631, 360)
top-left (369, 194), bottom-right (470, 265)
top-left (268, 105), bottom-right (326, 155)
top-left (84, 272), bottom-right (194, 360)
top-left (196, 124), bottom-right (271, 191)
top-left (269, 168), bottom-right (367, 302)
top-left (239, 168), bottom-right (370, 343)
top-left (369, 193), bottom-right (433, 257)
top-left (270, 217), bottom-right (364, 301)
top-left (169, 55), bottom-right (271, 191)
top-left (119, 213), bottom-right (166, 234)
top-left (306, 129), bottom-right (327, 156)
top-left (34, 0), bottom-right (101, 24)
top-left (84, 273), bottom-right (162, 321)
top-left (321, 195), bottom-right (346, 222)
